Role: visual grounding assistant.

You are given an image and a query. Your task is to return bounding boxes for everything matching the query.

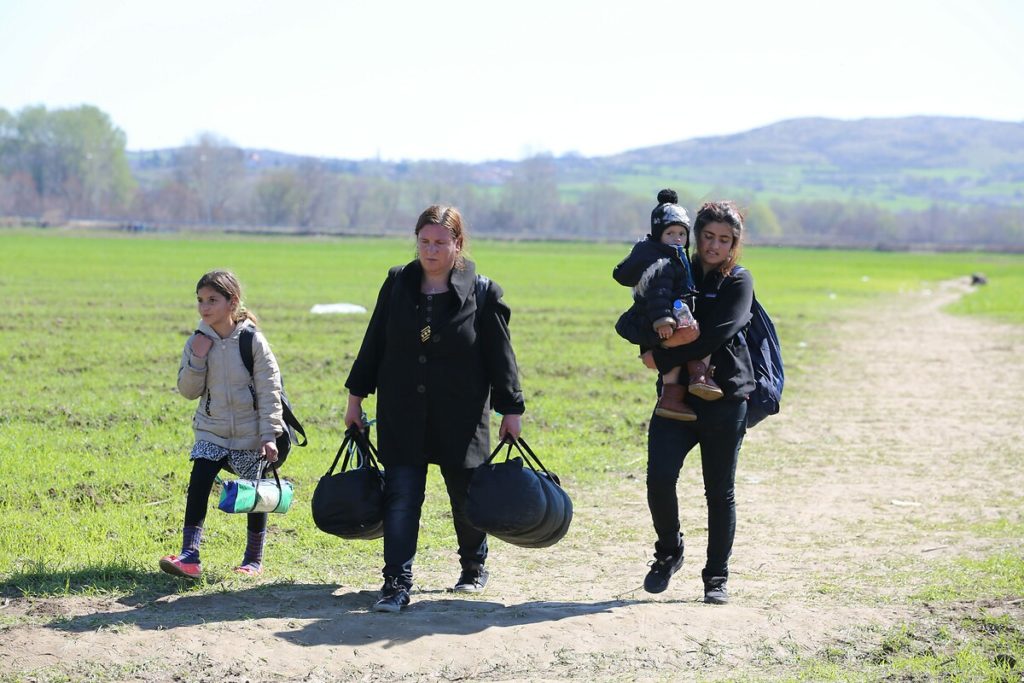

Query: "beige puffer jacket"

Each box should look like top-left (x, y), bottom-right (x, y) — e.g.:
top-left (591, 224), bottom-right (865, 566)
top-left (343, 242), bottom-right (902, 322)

top-left (177, 319), bottom-right (285, 450)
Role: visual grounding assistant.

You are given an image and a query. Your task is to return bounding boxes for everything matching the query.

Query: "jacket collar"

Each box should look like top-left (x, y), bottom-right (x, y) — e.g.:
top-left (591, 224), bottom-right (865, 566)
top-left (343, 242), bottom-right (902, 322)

top-left (400, 258), bottom-right (478, 306)
top-left (643, 238), bottom-right (687, 263)
top-left (694, 263), bottom-right (730, 291)
top-left (197, 318), bottom-right (253, 340)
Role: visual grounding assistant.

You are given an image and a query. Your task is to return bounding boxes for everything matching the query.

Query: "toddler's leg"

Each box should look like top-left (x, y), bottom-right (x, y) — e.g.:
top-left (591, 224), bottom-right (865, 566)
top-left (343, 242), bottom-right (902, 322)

top-left (655, 367), bottom-right (696, 422)
top-left (688, 356), bottom-right (724, 401)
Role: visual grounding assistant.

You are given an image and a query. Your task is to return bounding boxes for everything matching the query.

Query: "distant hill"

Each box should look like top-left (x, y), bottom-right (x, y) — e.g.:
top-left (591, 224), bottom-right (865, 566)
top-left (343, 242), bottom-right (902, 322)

top-left (550, 116), bottom-right (1024, 210)
top-left (610, 116), bottom-right (1024, 169)
top-left (128, 116), bottom-right (1024, 210)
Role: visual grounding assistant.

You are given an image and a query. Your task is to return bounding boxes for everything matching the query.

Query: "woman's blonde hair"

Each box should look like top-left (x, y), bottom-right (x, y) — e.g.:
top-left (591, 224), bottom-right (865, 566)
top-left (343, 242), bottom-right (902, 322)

top-left (196, 270), bottom-right (258, 324)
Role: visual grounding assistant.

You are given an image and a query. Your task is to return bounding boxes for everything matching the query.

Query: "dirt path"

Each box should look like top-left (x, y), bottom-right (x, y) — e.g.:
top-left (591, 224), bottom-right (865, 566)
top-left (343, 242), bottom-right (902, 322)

top-left (3, 278), bottom-right (1023, 682)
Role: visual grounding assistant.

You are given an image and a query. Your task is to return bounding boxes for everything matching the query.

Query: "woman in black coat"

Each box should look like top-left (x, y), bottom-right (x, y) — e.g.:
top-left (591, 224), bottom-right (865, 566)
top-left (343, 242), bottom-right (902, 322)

top-left (641, 201), bottom-right (755, 605)
top-left (344, 204), bottom-right (525, 613)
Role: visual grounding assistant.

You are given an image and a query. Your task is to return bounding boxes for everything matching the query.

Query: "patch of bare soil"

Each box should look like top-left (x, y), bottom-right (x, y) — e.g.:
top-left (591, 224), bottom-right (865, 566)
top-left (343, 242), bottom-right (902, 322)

top-left (3, 278), bottom-right (1022, 682)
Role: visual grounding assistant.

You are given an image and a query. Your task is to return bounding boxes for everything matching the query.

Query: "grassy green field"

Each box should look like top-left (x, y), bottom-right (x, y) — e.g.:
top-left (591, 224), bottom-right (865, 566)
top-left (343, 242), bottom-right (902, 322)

top-left (0, 229), bottom-right (1021, 679)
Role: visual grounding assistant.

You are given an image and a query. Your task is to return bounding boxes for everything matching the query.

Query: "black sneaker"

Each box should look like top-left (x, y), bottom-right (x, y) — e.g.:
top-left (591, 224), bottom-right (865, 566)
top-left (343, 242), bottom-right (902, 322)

top-left (453, 568), bottom-right (489, 593)
top-left (372, 578), bottom-right (410, 613)
top-left (643, 543), bottom-right (684, 594)
top-left (703, 578), bottom-right (729, 605)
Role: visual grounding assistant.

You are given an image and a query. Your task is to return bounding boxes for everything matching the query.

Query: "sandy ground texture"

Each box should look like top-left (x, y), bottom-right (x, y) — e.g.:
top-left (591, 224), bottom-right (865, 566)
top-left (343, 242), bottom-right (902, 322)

top-left (2, 277), bottom-right (1023, 682)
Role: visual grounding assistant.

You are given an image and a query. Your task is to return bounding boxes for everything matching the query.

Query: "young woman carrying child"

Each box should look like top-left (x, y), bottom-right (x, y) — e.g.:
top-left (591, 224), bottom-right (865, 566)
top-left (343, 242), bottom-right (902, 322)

top-left (613, 189), bottom-right (723, 421)
top-left (160, 269), bottom-right (286, 579)
top-left (640, 200), bottom-right (755, 604)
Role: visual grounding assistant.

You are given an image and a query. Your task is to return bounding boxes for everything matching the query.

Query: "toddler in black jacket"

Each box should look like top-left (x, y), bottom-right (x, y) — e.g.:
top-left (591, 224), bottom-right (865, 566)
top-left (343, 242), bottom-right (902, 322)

top-left (613, 190), bottom-right (723, 420)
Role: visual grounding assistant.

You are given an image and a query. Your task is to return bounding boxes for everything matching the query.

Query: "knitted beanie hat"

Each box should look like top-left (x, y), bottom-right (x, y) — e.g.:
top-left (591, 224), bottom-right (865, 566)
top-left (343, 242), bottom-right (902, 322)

top-left (650, 189), bottom-right (691, 243)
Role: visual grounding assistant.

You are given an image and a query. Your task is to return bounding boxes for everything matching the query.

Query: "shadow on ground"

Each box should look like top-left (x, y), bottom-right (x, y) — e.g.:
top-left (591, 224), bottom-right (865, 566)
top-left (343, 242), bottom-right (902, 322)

top-left (277, 593), bottom-right (647, 648)
top-left (44, 582), bottom-right (661, 646)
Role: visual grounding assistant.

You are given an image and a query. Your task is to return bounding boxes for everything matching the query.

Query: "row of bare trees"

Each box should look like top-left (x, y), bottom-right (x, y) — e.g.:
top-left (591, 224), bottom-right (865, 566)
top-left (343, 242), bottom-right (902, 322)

top-left (2, 105), bottom-right (1021, 247)
top-left (125, 145), bottom-right (661, 239)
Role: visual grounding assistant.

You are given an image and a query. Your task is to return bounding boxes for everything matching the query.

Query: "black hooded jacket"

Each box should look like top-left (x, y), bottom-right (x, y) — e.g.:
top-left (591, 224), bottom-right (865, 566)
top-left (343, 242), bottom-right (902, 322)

top-left (612, 238), bottom-right (696, 348)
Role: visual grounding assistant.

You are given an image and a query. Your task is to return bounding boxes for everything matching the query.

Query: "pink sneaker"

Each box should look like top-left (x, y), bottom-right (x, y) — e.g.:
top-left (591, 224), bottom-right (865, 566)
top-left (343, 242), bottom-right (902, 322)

top-left (233, 564), bottom-right (263, 576)
top-left (159, 555), bottom-right (202, 580)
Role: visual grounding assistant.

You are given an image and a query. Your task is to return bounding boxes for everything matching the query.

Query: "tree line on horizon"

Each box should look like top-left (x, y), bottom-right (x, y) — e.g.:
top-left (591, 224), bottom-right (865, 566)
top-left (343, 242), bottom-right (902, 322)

top-left (1, 104), bottom-right (1021, 248)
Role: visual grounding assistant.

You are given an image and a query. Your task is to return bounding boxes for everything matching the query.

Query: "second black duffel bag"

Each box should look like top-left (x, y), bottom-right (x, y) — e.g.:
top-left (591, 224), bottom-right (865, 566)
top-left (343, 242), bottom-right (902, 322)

top-left (467, 437), bottom-right (573, 548)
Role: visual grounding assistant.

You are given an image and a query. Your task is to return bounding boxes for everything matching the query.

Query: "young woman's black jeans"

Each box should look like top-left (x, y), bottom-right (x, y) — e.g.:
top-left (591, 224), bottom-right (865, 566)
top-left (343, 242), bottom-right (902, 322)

top-left (381, 464), bottom-right (487, 589)
top-left (646, 398), bottom-right (747, 582)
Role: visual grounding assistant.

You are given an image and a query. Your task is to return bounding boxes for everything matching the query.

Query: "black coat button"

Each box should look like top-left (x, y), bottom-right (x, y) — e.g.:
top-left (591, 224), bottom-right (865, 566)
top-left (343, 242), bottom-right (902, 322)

top-left (418, 355), bottom-right (427, 364)
top-left (416, 384), bottom-right (426, 393)
top-left (433, 334), bottom-right (441, 343)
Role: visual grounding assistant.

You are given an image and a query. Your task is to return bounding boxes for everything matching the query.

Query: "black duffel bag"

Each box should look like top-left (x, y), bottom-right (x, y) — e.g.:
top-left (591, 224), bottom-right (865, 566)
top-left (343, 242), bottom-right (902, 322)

top-left (467, 437), bottom-right (573, 548)
top-left (311, 426), bottom-right (385, 540)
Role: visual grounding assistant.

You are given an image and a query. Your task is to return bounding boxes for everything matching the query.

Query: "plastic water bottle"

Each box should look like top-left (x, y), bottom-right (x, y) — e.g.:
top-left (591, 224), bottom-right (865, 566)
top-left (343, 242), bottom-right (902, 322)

top-left (673, 299), bottom-right (695, 327)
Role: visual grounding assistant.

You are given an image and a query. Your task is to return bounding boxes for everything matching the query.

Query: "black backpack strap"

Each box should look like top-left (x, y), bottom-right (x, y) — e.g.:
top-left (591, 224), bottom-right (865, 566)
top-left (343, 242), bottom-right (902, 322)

top-left (475, 274), bottom-right (490, 305)
top-left (238, 327), bottom-right (258, 411)
top-left (473, 274), bottom-right (491, 333)
top-left (282, 403), bottom-right (307, 446)
top-left (239, 328), bottom-right (255, 375)
top-left (238, 328), bottom-right (307, 447)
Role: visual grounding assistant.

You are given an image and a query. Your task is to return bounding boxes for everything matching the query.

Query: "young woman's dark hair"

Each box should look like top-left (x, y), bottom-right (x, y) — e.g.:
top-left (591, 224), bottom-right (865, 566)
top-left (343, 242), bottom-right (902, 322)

top-left (693, 201), bottom-right (744, 275)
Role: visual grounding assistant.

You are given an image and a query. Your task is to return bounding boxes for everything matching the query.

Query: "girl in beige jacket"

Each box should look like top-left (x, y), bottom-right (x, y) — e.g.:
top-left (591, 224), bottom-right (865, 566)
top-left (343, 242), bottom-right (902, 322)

top-left (160, 270), bottom-right (285, 580)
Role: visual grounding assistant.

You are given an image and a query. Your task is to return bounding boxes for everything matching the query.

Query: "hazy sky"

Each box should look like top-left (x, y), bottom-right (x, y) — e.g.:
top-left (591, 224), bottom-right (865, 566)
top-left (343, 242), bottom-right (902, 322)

top-left (1, 0), bottom-right (1021, 162)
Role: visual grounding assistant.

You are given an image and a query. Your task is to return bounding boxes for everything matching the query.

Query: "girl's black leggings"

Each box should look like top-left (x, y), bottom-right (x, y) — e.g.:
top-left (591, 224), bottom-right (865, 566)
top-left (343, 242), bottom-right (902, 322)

top-left (184, 457), bottom-right (267, 532)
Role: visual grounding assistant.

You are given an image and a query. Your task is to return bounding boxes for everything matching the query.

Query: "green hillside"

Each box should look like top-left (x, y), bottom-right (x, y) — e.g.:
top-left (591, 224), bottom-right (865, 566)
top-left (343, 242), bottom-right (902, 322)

top-left (557, 117), bottom-right (1024, 210)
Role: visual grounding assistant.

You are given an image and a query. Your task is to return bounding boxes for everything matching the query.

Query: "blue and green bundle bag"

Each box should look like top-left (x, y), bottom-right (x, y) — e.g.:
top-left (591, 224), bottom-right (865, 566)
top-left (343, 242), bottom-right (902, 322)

top-left (218, 467), bottom-right (294, 514)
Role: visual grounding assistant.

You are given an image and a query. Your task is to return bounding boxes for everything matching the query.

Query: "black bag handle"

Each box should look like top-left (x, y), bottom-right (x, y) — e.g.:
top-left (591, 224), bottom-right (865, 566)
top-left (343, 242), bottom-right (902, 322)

top-left (484, 436), bottom-right (559, 485)
top-left (325, 432), bottom-right (354, 476)
top-left (483, 438), bottom-right (510, 465)
top-left (513, 437), bottom-right (558, 483)
top-left (326, 425), bottom-right (383, 476)
top-left (351, 427), bottom-right (383, 472)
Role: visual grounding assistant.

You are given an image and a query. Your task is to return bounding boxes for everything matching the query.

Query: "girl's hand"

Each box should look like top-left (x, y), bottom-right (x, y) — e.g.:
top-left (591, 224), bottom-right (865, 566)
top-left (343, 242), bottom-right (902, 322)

top-left (192, 333), bottom-right (213, 358)
top-left (656, 323), bottom-right (674, 340)
top-left (498, 414), bottom-right (522, 442)
top-left (661, 321), bottom-right (700, 348)
top-left (262, 440), bottom-right (279, 463)
top-left (641, 350), bottom-right (657, 370)
top-left (344, 395), bottom-right (365, 431)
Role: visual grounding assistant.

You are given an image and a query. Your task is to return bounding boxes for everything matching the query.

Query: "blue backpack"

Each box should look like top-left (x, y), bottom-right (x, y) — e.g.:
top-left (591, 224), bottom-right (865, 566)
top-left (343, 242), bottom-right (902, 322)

top-left (734, 267), bottom-right (784, 428)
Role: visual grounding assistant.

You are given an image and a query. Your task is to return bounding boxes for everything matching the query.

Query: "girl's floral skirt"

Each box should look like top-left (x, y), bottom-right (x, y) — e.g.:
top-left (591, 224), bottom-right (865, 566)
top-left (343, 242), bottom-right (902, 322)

top-left (190, 440), bottom-right (263, 479)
